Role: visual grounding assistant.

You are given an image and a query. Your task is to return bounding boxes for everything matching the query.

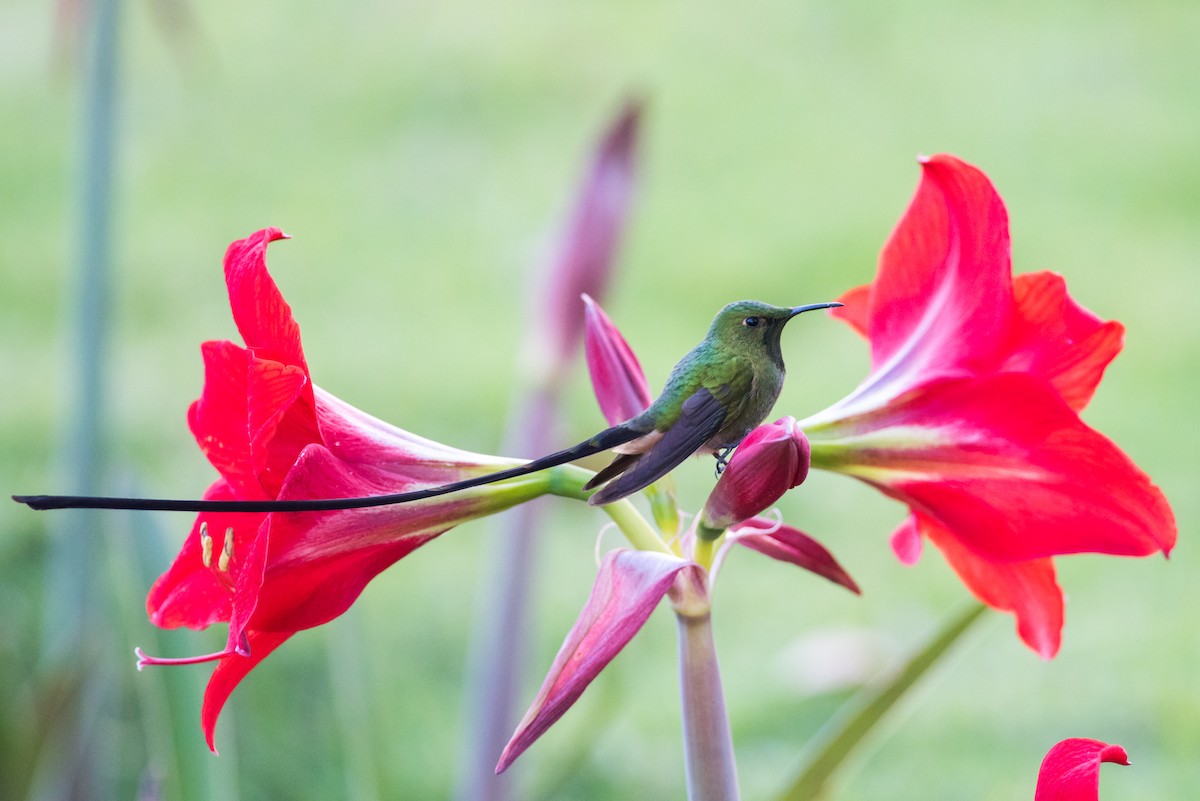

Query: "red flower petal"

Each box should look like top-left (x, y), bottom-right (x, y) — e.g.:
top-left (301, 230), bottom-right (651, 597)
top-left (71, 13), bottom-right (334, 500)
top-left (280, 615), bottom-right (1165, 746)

top-left (583, 294), bottom-right (653, 425)
top-left (1002, 271), bottom-right (1125, 412)
top-left (146, 479), bottom-right (256, 630)
top-left (246, 354), bottom-right (322, 496)
top-left (222, 228), bottom-right (305, 372)
top-left (496, 549), bottom-right (696, 773)
top-left (733, 517), bottom-right (860, 594)
top-left (922, 515), bottom-right (1063, 658)
top-left (1035, 738), bottom-right (1130, 801)
top-left (831, 283), bottom-right (870, 338)
top-left (243, 440), bottom-right (535, 634)
top-left (867, 154), bottom-right (1014, 379)
top-left (816, 373), bottom-right (1175, 562)
top-left (188, 341), bottom-right (259, 496)
top-left (200, 629), bottom-right (293, 753)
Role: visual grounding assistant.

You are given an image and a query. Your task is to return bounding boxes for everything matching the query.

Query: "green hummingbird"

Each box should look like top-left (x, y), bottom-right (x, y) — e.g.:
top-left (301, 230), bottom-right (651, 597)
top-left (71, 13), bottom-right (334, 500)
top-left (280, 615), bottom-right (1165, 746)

top-left (13, 300), bottom-right (839, 513)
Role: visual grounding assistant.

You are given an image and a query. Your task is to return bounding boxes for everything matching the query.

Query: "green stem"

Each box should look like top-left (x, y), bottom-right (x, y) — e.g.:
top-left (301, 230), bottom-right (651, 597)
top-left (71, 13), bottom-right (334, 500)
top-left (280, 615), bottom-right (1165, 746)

top-left (774, 602), bottom-right (987, 801)
top-left (677, 610), bottom-right (740, 801)
top-left (548, 464), bottom-right (673, 554)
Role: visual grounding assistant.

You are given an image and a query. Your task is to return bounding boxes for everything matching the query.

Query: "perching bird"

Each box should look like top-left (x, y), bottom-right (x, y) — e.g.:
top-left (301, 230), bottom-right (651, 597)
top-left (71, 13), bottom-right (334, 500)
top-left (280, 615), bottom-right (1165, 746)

top-left (14, 300), bottom-right (839, 513)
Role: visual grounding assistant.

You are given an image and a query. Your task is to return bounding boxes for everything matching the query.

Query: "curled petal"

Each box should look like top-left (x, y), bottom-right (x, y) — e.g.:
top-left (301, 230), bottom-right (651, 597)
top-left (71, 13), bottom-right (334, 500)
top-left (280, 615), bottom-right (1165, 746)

top-left (496, 549), bottom-right (697, 773)
top-left (1003, 271), bottom-right (1124, 412)
top-left (1035, 738), bottom-right (1130, 801)
top-left (201, 630), bottom-right (293, 753)
top-left (583, 294), bottom-right (653, 425)
top-left (222, 227), bottom-right (305, 371)
top-left (732, 517), bottom-right (859, 594)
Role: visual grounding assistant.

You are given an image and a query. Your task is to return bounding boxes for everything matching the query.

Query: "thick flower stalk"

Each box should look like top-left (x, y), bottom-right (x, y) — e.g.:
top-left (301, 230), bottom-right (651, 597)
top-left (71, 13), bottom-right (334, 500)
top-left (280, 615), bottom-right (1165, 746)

top-left (800, 154), bottom-right (1176, 657)
top-left (143, 228), bottom-right (561, 750)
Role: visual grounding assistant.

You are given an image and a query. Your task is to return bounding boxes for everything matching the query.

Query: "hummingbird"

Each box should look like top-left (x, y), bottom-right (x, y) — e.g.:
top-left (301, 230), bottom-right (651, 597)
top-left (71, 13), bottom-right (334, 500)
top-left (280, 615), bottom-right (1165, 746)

top-left (13, 300), bottom-right (839, 514)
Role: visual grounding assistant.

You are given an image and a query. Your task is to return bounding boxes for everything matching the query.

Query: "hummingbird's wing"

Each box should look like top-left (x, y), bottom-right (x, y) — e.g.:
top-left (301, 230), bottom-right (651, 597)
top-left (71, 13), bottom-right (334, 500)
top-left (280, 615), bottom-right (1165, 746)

top-left (587, 386), bottom-right (727, 505)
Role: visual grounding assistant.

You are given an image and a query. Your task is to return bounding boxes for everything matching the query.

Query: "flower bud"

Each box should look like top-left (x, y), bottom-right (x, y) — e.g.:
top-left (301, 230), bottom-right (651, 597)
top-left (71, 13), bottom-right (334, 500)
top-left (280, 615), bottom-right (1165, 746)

top-left (698, 417), bottom-right (810, 539)
top-left (583, 294), bottom-right (653, 425)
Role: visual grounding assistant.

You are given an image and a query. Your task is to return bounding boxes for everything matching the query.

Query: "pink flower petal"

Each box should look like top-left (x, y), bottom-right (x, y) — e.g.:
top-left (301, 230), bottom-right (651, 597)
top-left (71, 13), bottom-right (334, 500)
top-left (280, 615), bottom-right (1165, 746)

top-left (1035, 738), bottom-right (1130, 801)
top-left (496, 549), bottom-right (697, 773)
top-left (583, 294), bottom-right (653, 425)
top-left (733, 517), bottom-right (860, 594)
top-left (888, 514), bottom-right (923, 566)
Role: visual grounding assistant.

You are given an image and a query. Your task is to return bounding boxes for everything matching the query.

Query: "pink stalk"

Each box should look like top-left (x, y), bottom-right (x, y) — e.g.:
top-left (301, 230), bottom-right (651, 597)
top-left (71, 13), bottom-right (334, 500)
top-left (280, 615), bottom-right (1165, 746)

top-left (676, 608), bottom-right (740, 801)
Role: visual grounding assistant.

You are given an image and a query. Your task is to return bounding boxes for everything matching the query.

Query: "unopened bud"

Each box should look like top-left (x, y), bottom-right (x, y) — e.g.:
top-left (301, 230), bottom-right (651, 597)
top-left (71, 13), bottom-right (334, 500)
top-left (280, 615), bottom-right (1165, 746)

top-left (698, 417), bottom-right (810, 540)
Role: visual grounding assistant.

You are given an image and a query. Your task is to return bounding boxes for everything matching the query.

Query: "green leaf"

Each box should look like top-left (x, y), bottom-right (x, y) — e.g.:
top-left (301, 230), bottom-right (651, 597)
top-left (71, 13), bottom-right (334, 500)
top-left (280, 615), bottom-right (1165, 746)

top-left (774, 602), bottom-right (987, 801)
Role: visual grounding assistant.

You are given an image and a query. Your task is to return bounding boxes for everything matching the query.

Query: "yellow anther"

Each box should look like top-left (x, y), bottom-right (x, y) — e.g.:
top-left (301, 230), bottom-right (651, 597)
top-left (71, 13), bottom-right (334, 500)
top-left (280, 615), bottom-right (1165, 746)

top-left (199, 521), bottom-right (213, 568)
top-left (218, 527), bottom-right (234, 572)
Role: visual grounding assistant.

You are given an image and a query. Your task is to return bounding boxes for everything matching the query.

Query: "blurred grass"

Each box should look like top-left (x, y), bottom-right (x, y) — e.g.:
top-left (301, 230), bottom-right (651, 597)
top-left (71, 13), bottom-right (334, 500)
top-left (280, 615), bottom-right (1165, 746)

top-left (2, 0), bottom-right (1198, 798)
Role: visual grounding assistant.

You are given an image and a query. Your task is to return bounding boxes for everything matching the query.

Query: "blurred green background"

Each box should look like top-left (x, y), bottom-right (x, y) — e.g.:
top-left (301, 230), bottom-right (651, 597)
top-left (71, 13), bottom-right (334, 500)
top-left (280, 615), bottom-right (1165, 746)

top-left (3, 0), bottom-right (1197, 799)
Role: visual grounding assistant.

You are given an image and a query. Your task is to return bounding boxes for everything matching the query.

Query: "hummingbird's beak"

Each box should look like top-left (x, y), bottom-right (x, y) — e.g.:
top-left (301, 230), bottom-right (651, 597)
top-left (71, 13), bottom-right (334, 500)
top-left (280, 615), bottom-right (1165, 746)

top-left (789, 302), bottom-right (843, 317)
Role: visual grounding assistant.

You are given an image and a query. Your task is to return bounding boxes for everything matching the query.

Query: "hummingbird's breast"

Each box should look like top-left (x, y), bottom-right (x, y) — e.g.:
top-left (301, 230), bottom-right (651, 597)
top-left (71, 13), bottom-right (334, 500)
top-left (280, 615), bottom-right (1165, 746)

top-left (708, 363), bottom-right (785, 449)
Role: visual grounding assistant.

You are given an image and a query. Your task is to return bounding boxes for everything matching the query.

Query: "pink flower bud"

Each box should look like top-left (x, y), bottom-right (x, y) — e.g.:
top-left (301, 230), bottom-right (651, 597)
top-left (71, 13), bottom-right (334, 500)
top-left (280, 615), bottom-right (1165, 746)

top-left (699, 417), bottom-right (810, 535)
top-left (583, 294), bottom-right (653, 425)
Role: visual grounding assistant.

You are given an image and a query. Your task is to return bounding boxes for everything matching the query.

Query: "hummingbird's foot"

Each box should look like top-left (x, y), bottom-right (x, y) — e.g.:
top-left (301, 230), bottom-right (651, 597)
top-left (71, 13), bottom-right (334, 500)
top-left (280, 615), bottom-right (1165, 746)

top-left (714, 446), bottom-right (735, 477)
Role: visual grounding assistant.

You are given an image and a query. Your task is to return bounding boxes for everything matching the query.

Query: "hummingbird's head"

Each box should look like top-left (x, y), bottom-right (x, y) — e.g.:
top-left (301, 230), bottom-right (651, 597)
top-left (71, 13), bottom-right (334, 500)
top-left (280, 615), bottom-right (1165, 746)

top-left (709, 300), bottom-right (842, 365)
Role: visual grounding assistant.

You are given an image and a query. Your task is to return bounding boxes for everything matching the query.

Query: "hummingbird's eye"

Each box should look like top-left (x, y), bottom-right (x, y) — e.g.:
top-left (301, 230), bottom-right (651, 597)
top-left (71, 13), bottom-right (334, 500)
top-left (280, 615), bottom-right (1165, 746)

top-left (742, 316), bottom-right (761, 328)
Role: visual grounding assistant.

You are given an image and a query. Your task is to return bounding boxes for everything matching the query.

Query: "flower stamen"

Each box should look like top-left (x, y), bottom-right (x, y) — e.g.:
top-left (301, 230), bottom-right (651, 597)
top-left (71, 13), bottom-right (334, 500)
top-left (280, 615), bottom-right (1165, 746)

top-left (199, 521), bottom-right (213, 568)
top-left (218, 527), bottom-right (234, 572)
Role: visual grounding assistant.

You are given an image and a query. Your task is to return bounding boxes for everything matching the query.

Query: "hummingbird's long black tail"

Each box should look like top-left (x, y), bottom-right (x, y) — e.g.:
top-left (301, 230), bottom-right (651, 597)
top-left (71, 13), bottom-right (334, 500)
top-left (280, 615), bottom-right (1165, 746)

top-left (12, 424), bottom-right (646, 514)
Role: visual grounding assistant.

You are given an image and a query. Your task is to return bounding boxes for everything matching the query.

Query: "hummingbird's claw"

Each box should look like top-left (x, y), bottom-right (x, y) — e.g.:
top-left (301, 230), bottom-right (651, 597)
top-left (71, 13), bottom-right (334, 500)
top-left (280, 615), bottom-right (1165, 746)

top-left (714, 446), bottom-right (735, 477)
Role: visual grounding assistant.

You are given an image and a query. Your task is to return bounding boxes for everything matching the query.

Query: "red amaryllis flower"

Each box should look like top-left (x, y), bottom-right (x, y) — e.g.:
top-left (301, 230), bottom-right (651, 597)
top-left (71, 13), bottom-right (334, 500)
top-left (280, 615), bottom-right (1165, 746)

top-left (142, 228), bottom-right (551, 750)
top-left (1035, 738), bottom-right (1129, 801)
top-left (801, 154), bottom-right (1176, 657)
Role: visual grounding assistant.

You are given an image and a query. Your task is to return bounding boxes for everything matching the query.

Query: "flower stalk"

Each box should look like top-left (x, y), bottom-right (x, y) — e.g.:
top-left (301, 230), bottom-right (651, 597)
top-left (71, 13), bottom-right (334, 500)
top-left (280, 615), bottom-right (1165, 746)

top-left (676, 608), bottom-right (740, 801)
